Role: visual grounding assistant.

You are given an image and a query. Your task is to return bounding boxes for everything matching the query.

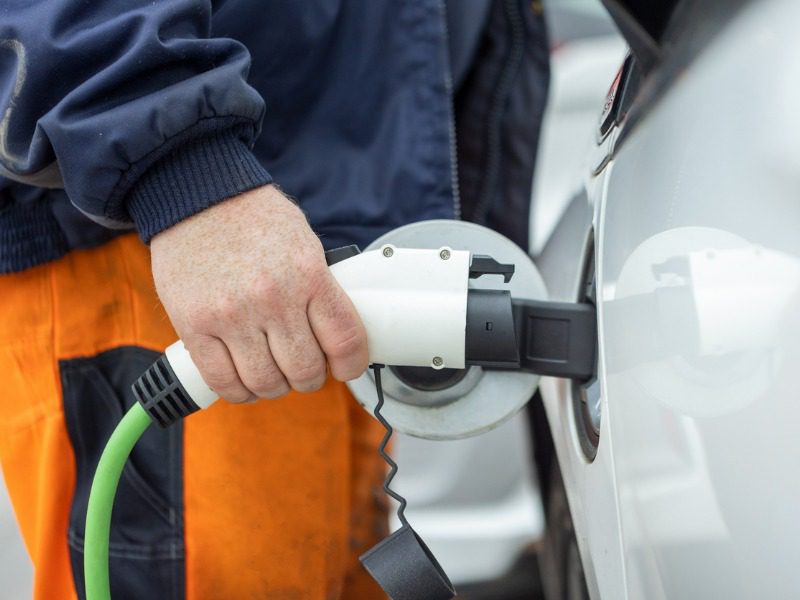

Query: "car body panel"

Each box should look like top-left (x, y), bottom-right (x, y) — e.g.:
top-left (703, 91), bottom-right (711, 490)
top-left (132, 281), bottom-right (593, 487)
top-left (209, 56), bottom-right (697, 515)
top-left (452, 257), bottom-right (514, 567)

top-left (538, 162), bottom-right (627, 600)
top-left (602, 2), bottom-right (800, 597)
top-left (541, 0), bottom-right (800, 597)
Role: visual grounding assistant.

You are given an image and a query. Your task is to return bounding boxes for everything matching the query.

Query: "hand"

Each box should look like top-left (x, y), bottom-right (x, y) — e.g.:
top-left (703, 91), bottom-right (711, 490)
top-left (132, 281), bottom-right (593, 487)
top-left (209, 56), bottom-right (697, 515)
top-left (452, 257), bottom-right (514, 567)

top-left (150, 184), bottom-right (368, 402)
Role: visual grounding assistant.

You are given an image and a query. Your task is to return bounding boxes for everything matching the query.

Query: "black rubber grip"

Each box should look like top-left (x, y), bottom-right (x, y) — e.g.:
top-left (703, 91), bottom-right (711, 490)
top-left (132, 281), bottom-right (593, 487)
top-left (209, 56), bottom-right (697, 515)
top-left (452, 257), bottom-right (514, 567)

top-left (131, 355), bottom-right (200, 428)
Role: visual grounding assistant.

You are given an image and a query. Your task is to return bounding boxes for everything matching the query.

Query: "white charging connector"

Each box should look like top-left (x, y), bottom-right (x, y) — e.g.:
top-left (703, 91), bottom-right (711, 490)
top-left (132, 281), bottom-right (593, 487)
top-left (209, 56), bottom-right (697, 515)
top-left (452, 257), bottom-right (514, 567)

top-left (329, 245), bottom-right (470, 370)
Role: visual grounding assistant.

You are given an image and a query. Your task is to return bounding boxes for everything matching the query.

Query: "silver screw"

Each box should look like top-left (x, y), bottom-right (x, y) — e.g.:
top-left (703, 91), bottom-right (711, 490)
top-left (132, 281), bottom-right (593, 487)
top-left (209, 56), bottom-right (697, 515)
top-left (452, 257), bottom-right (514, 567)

top-left (432, 356), bottom-right (444, 368)
top-left (383, 246), bottom-right (394, 258)
top-left (439, 248), bottom-right (451, 260)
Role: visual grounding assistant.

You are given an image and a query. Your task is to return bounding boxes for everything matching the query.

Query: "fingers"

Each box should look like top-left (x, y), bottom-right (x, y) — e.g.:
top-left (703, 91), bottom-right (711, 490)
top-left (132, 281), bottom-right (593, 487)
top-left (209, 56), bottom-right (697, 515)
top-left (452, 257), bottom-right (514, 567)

top-left (224, 330), bottom-right (290, 399)
top-left (184, 334), bottom-right (255, 403)
top-left (308, 275), bottom-right (369, 381)
top-left (266, 310), bottom-right (329, 393)
top-left (186, 287), bottom-right (364, 401)
top-left (179, 267), bottom-right (365, 401)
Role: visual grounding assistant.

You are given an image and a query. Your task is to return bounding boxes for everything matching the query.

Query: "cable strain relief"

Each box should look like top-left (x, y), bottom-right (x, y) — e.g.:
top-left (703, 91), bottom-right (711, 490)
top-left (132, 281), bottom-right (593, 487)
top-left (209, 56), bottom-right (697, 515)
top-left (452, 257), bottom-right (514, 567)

top-left (131, 355), bottom-right (201, 427)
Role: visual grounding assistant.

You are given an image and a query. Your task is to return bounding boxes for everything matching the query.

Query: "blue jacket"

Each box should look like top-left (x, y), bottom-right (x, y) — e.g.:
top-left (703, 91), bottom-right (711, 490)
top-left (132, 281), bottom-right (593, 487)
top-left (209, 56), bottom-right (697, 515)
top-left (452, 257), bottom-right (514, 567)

top-left (0, 0), bottom-right (548, 273)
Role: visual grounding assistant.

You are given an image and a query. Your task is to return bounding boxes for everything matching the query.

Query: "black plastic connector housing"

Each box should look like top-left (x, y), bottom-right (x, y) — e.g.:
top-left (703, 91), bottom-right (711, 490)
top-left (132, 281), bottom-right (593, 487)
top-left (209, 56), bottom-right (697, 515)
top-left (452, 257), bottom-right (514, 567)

top-left (465, 289), bottom-right (520, 368)
top-left (512, 300), bottom-right (597, 381)
top-left (464, 289), bottom-right (597, 381)
top-left (324, 244), bottom-right (360, 266)
top-left (131, 355), bottom-right (200, 428)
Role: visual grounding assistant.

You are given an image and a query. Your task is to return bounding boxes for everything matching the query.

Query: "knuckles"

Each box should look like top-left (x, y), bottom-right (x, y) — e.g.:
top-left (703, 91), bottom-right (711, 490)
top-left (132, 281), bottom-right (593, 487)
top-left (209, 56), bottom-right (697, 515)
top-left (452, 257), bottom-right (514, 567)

top-left (226, 391), bottom-right (256, 404)
top-left (326, 328), bottom-right (367, 361)
top-left (184, 303), bottom-right (218, 333)
top-left (288, 362), bottom-right (328, 393)
top-left (260, 383), bottom-right (291, 400)
top-left (214, 302), bottom-right (238, 325)
top-left (242, 366), bottom-right (288, 399)
top-left (202, 367), bottom-right (241, 392)
top-left (294, 252), bottom-right (328, 294)
top-left (188, 295), bottom-right (244, 330)
top-left (181, 248), bottom-right (330, 333)
top-left (250, 275), bottom-right (282, 305)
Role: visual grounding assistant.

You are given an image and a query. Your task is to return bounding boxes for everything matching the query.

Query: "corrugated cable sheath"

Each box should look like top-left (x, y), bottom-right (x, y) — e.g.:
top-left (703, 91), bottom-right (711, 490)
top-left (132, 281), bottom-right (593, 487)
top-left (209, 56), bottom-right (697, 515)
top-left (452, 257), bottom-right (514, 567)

top-left (84, 403), bottom-right (153, 600)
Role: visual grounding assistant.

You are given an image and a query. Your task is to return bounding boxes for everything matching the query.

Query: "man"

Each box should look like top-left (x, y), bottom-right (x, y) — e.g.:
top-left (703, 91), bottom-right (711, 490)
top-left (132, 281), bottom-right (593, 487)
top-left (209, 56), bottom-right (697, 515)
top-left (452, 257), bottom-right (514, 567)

top-left (0, 1), bottom-right (548, 598)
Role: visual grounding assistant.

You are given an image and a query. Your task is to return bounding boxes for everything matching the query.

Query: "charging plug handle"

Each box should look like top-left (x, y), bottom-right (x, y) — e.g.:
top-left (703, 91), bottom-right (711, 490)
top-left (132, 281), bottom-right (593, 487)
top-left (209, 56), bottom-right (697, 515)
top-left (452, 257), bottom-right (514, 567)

top-left (133, 246), bottom-right (363, 428)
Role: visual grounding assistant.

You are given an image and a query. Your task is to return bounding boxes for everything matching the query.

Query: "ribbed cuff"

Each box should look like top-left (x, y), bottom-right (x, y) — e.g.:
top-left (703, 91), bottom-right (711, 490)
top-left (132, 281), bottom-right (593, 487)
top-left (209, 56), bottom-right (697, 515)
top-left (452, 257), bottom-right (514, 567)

top-left (127, 129), bottom-right (273, 242)
top-left (0, 198), bottom-right (69, 273)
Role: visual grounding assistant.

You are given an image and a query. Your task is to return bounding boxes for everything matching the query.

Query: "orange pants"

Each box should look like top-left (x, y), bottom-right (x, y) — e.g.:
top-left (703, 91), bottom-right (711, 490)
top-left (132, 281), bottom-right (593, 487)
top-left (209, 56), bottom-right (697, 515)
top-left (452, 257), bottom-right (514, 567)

top-left (0, 234), bottom-right (387, 599)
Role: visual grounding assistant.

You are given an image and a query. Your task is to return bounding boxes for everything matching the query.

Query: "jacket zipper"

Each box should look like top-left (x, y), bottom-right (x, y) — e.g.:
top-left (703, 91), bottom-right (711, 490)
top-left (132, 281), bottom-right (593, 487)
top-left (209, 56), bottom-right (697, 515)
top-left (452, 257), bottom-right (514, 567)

top-left (474, 0), bottom-right (525, 223)
top-left (439, 0), bottom-right (462, 220)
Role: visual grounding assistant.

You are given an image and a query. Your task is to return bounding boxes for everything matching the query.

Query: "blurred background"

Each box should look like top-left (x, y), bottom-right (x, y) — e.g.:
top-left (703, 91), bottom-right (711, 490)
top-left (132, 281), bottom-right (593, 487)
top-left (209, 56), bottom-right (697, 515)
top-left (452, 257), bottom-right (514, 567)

top-left (0, 1), bottom-right (623, 597)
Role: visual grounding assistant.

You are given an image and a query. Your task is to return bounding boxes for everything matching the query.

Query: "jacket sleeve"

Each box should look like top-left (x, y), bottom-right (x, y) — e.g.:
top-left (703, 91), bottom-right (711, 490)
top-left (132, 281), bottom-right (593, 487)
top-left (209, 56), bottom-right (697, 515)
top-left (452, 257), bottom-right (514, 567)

top-left (0, 0), bottom-right (272, 241)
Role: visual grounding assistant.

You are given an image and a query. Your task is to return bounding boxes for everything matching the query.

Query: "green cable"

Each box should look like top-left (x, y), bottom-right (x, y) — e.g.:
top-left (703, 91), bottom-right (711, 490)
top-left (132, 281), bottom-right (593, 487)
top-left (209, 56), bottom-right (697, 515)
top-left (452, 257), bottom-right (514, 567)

top-left (84, 402), bottom-right (153, 600)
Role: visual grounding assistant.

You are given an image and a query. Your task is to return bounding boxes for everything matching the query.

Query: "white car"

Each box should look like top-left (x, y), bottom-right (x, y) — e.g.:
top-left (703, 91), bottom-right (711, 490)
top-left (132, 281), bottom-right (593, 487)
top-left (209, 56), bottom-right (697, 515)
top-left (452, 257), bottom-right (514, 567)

top-left (534, 0), bottom-right (800, 598)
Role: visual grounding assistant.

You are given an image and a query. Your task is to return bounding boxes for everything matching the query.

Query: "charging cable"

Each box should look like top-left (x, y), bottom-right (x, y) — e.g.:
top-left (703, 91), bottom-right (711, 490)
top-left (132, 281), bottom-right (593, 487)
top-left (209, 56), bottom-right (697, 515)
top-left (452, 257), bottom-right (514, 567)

top-left (84, 403), bottom-right (152, 600)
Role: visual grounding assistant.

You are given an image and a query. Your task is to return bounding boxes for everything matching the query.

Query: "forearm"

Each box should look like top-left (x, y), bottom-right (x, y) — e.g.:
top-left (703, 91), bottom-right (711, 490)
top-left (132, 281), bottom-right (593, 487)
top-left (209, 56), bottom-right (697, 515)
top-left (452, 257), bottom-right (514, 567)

top-left (0, 0), bottom-right (270, 238)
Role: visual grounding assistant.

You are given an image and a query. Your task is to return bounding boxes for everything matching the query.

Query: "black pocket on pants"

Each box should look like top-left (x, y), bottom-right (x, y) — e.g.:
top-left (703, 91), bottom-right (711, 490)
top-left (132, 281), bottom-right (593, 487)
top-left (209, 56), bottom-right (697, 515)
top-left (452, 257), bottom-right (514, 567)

top-left (61, 346), bottom-right (185, 600)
